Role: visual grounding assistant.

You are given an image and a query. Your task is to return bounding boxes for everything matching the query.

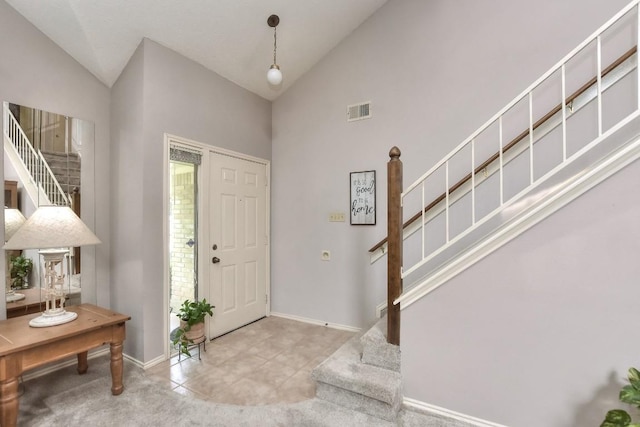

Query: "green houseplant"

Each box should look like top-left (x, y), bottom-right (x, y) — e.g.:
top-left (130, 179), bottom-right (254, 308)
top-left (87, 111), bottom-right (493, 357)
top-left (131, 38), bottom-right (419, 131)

top-left (601, 367), bottom-right (640, 427)
top-left (10, 255), bottom-right (32, 289)
top-left (171, 298), bottom-right (214, 357)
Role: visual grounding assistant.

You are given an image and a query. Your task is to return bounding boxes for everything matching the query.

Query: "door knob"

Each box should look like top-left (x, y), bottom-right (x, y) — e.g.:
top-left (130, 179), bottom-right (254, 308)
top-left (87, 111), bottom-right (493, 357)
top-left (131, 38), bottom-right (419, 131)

top-left (212, 257), bottom-right (221, 264)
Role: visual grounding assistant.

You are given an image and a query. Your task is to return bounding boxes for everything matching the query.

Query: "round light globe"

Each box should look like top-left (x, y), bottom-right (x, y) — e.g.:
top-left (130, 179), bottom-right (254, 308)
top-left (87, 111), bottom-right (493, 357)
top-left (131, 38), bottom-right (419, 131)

top-left (267, 66), bottom-right (283, 85)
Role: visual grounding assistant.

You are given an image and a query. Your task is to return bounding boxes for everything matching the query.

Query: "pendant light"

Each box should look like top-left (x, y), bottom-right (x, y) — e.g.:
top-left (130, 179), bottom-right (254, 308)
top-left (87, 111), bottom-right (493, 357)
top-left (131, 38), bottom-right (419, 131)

top-left (267, 14), bottom-right (282, 86)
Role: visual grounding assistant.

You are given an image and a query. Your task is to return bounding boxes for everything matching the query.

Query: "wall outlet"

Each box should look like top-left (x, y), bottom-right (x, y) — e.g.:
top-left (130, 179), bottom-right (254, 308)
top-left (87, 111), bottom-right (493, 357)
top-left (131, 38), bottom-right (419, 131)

top-left (329, 212), bottom-right (346, 222)
top-left (321, 250), bottom-right (331, 261)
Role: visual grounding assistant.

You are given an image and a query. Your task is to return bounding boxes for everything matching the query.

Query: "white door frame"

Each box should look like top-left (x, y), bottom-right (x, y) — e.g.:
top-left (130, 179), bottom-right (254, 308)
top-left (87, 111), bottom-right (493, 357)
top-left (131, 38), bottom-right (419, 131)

top-left (162, 133), bottom-right (271, 360)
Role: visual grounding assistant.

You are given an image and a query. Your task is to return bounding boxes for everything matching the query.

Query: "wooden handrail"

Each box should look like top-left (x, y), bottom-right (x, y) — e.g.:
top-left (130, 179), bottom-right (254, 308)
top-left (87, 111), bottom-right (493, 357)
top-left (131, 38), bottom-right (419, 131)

top-left (369, 45), bottom-right (637, 254)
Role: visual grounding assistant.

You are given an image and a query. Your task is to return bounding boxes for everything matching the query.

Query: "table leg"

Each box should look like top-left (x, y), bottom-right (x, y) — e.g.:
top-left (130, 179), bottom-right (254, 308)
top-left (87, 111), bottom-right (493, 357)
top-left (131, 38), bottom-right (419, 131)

top-left (77, 351), bottom-right (88, 374)
top-left (0, 377), bottom-right (19, 427)
top-left (110, 341), bottom-right (124, 395)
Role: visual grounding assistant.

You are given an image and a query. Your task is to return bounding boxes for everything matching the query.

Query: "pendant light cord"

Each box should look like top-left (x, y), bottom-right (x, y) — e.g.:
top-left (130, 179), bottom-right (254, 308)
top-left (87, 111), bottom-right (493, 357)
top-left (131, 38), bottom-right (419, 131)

top-left (273, 26), bottom-right (277, 65)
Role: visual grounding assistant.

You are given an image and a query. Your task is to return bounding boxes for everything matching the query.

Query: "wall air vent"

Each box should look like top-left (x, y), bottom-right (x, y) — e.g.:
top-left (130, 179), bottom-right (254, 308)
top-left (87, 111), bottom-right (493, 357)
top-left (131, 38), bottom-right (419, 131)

top-left (347, 101), bottom-right (372, 122)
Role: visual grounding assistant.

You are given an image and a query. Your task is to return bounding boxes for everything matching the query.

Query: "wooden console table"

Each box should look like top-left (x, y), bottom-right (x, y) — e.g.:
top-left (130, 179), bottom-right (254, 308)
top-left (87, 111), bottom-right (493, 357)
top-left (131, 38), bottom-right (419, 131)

top-left (0, 304), bottom-right (130, 427)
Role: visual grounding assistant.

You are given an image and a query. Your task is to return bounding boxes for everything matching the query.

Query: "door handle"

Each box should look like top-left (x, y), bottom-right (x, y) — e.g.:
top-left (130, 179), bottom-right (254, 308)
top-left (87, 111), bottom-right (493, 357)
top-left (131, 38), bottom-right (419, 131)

top-left (212, 257), bottom-right (221, 264)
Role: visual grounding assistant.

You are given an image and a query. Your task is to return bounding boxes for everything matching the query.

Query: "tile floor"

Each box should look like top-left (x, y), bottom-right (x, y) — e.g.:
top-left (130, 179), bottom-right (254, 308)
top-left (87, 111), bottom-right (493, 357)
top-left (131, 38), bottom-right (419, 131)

top-left (146, 316), bottom-right (355, 406)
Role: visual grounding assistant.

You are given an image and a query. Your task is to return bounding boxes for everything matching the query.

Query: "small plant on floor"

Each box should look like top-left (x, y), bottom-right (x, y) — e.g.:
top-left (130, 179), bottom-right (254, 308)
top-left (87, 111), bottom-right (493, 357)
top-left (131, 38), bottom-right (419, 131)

top-left (601, 367), bottom-right (640, 427)
top-left (172, 298), bottom-right (214, 357)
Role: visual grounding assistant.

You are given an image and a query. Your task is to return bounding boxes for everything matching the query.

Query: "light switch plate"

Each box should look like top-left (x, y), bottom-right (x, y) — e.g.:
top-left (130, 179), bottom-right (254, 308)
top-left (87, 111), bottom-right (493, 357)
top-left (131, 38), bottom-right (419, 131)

top-left (329, 212), bottom-right (346, 222)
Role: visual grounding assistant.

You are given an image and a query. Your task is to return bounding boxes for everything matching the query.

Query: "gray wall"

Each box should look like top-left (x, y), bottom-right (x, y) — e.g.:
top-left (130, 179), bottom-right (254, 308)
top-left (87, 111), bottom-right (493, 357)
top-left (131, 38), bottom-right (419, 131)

top-left (143, 40), bottom-right (272, 161)
top-left (110, 39), bottom-right (271, 362)
top-left (110, 42), bottom-right (146, 359)
top-left (0, 0), bottom-right (111, 315)
top-left (270, 0), bottom-right (636, 423)
top-left (271, 0), bottom-right (630, 328)
top-left (402, 158), bottom-right (640, 426)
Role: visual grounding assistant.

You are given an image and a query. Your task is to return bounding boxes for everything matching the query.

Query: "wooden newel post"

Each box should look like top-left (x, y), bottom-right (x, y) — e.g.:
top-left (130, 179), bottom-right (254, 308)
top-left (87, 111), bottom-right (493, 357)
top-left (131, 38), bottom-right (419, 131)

top-left (387, 146), bottom-right (402, 346)
top-left (72, 187), bottom-right (81, 274)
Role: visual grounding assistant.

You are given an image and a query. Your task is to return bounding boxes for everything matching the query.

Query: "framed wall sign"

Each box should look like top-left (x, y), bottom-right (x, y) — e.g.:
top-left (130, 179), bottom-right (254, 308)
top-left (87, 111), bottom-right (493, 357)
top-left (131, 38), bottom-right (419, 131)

top-left (350, 170), bottom-right (376, 225)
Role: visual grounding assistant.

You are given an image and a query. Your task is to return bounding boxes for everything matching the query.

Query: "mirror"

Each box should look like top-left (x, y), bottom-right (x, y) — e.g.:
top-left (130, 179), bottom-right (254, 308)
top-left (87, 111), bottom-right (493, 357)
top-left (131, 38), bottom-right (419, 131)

top-left (3, 102), bottom-right (95, 318)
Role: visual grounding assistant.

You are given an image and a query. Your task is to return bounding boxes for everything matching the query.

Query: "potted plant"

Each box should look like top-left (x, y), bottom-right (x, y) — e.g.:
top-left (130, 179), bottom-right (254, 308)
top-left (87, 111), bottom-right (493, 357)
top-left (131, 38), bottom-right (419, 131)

top-left (601, 367), bottom-right (640, 427)
top-left (10, 255), bottom-right (32, 289)
top-left (171, 298), bottom-right (214, 357)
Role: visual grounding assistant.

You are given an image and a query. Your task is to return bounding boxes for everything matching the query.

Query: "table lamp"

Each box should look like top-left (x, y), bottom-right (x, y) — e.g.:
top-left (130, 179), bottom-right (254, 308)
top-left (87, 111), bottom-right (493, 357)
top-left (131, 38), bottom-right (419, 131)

top-left (4, 208), bottom-right (26, 302)
top-left (4, 206), bottom-right (100, 327)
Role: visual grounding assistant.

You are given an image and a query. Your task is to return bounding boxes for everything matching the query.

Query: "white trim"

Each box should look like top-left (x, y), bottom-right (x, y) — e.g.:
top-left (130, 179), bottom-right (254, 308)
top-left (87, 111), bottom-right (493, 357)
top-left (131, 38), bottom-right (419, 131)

top-left (375, 301), bottom-right (387, 318)
top-left (19, 349), bottom-right (159, 382)
top-left (199, 147), bottom-right (210, 340)
top-left (403, 398), bottom-right (510, 427)
top-left (135, 353), bottom-right (165, 370)
top-left (166, 133), bottom-right (269, 166)
top-left (21, 348), bottom-right (109, 382)
top-left (396, 115), bottom-right (640, 310)
top-left (162, 134), bottom-right (170, 362)
top-left (270, 312), bottom-right (361, 333)
top-left (265, 162), bottom-right (272, 317)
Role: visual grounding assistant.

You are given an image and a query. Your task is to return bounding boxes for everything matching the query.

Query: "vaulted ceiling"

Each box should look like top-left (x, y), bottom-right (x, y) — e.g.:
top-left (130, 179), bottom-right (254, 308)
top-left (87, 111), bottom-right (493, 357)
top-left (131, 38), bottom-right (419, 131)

top-left (6, 0), bottom-right (387, 101)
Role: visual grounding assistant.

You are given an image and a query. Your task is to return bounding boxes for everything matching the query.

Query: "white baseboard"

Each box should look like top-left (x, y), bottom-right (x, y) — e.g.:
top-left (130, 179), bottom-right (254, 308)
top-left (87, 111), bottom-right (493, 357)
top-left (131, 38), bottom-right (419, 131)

top-left (403, 398), bottom-right (509, 427)
top-left (136, 353), bottom-right (166, 370)
top-left (19, 348), bottom-right (159, 381)
top-left (270, 312), bottom-right (361, 333)
top-left (21, 347), bottom-right (110, 382)
top-left (375, 301), bottom-right (387, 318)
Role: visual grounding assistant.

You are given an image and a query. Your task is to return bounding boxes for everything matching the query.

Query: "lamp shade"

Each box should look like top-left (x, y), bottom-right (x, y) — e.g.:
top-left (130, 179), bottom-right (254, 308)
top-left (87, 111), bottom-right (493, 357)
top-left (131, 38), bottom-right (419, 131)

top-left (4, 206), bottom-right (100, 250)
top-left (4, 208), bottom-right (26, 242)
top-left (267, 65), bottom-right (282, 85)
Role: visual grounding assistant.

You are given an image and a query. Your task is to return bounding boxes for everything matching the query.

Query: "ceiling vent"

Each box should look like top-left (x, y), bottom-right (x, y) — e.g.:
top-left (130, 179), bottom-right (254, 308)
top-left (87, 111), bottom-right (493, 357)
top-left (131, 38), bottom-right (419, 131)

top-left (347, 101), bottom-right (372, 122)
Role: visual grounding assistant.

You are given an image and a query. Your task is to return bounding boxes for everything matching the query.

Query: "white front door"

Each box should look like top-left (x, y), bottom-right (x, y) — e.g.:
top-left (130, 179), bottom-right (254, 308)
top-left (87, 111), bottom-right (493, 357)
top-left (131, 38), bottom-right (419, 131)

top-left (208, 152), bottom-right (268, 337)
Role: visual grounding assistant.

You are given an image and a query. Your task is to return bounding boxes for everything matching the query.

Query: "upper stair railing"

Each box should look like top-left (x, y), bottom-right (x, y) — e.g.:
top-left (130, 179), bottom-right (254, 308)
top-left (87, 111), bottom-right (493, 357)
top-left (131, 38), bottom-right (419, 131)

top-left (3, 106), bottom-right (70, 207)
top-left (372, 46), bottom-right (638, 260)
top-left (382, 1), bottom-right (640, 343)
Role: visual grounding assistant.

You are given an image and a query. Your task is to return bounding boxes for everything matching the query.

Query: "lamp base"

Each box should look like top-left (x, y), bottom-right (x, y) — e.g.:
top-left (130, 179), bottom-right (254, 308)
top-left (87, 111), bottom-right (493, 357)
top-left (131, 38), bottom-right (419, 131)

top-left (6, 293), bottom-right (25, 303)
top-left (29, 310), bottom-right (78, 328)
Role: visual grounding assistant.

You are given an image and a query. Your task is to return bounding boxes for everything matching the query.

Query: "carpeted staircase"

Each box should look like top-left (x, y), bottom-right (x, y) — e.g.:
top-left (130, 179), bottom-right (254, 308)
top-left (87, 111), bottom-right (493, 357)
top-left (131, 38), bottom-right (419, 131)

top-left (41, 150), bottom-right (81, 195)
top-left (312, 316), bottom-right (403, 421)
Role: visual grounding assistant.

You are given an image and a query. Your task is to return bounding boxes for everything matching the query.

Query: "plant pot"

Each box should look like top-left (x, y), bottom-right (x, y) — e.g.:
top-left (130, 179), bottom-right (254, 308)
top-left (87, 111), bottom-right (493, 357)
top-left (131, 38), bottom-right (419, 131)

top-left (180, 320), bottom-right (205, 342)
top-left (12, 277), bottom-right (27, 290)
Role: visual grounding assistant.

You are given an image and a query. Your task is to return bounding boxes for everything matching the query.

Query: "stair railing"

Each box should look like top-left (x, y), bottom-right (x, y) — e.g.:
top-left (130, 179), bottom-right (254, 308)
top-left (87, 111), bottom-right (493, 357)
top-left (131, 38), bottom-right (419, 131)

top-left (37, 150), bottom-right (70, 206)
top-left (382, 0), bottom-right (640, 318)
top-left (4, 106), bottom-right (69, 206)
top-left (370, 46), bottom-right (637, 260)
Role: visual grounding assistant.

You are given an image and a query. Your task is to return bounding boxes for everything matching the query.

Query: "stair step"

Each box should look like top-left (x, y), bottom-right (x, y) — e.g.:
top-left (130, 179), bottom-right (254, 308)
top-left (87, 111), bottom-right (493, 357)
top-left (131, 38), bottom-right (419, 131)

top-left (39, 151), bottom-right (82, 198)
top-left (48, 167), bottom-right (80, 178)
top-left (34, 173), bottom-right (80, 186)
top-left (47, 163), bottom-right (80, 175)
top-left (361, 317), bottom-right (401, 372)
top-left (41, 151), bottom-right (80, 160)
top-left (312, 334), bottom-right (402, 421)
